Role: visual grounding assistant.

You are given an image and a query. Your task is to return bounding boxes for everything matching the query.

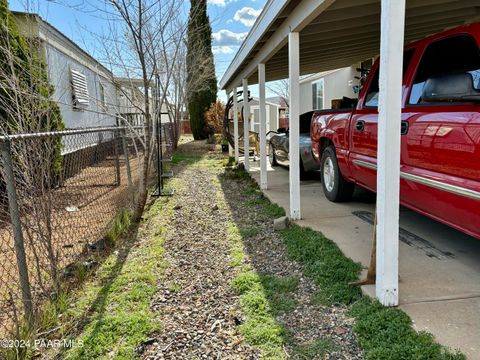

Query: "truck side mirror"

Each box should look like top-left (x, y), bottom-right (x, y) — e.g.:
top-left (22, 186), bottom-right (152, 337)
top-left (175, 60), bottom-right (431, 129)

top-left (421, 72), bottom-right (480, 102)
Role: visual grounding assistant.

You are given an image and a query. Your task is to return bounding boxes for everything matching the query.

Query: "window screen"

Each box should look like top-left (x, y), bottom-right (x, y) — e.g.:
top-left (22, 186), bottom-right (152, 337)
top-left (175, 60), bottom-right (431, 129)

top-left (99, 83), bottom-right (107, 111)
top-left (364, 49), bottom-right (414, 107)
top-left (409, 35), bottom-right (480, 104)
top-left (71, 69), bottom-right (89, 109)
top-left (312, 79), bottom-right (324, 110)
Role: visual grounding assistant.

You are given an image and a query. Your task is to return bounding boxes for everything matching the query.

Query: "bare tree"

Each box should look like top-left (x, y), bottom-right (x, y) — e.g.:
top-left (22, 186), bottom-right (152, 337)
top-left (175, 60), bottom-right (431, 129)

top-left (267, 79), bottom-right (289, 108)
top-left (102, 0), bottom-right (216, 217)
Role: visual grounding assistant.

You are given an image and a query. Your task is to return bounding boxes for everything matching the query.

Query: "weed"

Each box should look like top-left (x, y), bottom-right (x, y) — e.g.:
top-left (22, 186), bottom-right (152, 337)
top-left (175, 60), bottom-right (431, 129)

top-left (105, 208), bottom-right (132, 248)
top-left (294, 339), bottom-right (333, 359)
top-left (239, 227), bottom-right (259, 238)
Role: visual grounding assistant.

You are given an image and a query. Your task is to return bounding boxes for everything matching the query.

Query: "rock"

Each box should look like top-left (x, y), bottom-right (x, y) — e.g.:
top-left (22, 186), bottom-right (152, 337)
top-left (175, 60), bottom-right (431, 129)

top-left (88, 238), bottom-right (106, 252)
top-left (273, 216), bottom-right (289, 231)
top-left (212, 204), bottom-right (219, 211)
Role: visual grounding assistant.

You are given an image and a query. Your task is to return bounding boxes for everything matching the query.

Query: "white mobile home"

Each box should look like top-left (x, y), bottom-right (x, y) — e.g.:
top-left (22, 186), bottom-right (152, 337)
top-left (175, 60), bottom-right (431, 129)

top-left (13, 12), bottom-right (119, 130)
top-left (299, 66), bottom-right (359, 113)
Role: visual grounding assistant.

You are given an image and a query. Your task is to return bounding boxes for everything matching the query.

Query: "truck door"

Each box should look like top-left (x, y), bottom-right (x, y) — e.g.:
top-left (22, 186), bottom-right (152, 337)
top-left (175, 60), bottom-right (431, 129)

top-left (401, 34), bottom-right (480, 237)
top-left (349, 66), bottom-right (381, 191)
top-left (349, 51), bottom-right (414, 192)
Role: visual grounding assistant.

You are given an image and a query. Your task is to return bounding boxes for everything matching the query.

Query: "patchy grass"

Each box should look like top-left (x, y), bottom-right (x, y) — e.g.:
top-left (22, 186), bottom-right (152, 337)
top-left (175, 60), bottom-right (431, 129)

top-left (280, 225), bottom-right (362, 306)
top-left (294, 339), bottom-right (333, 359)
top-left (263, 202), bottom-right (286, 218)
top-left (228, 164), bottom-right (465, 360)
top-left (230, 271), bottom-right (289, 359)
top-left (226, 216), bottom-right (290, 358)
top-left (258, 274), bottom-right (299, 316)
top-left (227, 221), bottom-right (245, 267)
top-left (237, 175), bottom-right (285, 218)
top-left (239, 227), bottom-right (259, 238)
top-left (58, 198), bottom-right (171, 360)
top-left (105, 208), bottom-right (132, 247)
top-left (171, 152), bottom-right (203, 165)
top-left (349, 297), bottom-right (465, 360)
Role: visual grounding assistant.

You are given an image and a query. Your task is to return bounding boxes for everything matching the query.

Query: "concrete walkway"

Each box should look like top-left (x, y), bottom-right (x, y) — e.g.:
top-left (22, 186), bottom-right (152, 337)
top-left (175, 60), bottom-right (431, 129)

top-left (247, 159), bottom-right (480, 359)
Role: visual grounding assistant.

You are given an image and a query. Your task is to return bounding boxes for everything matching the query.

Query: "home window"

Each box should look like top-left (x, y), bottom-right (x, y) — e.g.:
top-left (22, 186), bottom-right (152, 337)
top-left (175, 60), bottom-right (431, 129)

top-left (312, 79), bottom-right (324, 110)
top-left (99, 83), bottom-right (107, 112)
top-left (70, 69), bottom-right (89, 109)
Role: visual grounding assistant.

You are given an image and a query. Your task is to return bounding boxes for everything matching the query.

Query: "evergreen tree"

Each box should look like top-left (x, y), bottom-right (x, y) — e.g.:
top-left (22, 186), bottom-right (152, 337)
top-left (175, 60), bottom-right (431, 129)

top-left (187, 0), bottom-right (217, 140)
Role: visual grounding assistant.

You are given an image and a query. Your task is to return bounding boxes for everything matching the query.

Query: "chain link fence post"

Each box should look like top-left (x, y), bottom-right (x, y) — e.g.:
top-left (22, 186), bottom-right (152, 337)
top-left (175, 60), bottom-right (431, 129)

top-left (121, 127), bottom-right (134, 202)
top-left (0, 139), bottom-right (34, 327)
top-left (113, 129), bottom-right (121, 186)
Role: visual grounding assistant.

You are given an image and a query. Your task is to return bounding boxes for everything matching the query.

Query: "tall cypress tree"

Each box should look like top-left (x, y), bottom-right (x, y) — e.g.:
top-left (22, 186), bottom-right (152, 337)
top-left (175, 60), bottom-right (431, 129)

top-left (187, 0), bottom-right (217, 140)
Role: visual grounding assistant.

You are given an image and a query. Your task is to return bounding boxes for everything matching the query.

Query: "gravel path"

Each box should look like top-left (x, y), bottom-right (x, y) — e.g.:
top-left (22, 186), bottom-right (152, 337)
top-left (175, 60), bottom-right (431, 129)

top-left (142, 143), bottom-right (362, 359)
top-left (143, 150), bottom-right (259, 359)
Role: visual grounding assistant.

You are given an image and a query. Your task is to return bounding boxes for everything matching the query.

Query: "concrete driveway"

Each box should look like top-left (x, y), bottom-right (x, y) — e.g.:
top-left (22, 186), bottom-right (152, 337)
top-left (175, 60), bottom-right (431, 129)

top-left (247, 159), bottom-right (480, 359)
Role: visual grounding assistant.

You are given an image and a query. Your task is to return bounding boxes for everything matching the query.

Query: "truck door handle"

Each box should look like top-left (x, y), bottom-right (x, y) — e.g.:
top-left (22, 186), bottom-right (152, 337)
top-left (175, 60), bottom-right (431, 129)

top-left (401, 120), bottom-right (409, 135)
top-left (355, 120), bottom-right (365, 131)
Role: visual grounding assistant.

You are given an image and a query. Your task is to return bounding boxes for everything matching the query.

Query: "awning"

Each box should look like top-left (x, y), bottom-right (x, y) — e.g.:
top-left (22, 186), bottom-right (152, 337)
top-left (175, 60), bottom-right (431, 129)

top-left (220, 0), bottom-right (480, 90)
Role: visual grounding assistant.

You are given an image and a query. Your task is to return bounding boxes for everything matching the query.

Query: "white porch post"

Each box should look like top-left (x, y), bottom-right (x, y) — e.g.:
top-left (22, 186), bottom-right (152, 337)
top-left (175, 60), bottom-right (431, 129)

top-left (258, 63), bottom-right (268, 190)
top-left (376, 0), bottom-right (406, 307)
top-left (288, 32), bottom-right (301, 220)
top-left (225, 89), bottom-right (233, 157)
top-left (233, 86), bottom-right (239, 162)
top-left (242, 79), bottom-right (250, 172)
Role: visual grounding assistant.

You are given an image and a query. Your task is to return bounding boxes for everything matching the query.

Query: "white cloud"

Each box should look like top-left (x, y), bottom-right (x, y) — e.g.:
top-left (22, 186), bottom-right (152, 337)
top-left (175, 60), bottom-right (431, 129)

top-left (213, 46), bottom-right (235, 55)
top-left (207, 0), bottom-right (226, 6)
top-left (233, 7), bottom-right (261, 27)
top-left (212, 29), bottom-right (248, 46)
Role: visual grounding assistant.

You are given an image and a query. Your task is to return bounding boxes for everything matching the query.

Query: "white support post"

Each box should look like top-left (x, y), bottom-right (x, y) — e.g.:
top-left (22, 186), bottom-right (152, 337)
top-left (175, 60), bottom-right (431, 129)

top-left (226, 89), bottom-right (233, 157)
top-left (288, 32), bottom-right (301, 220)
top-left (242, 79), bottom-right (250, 171)
top-left (376, 0), bottom-right (406, 307)
top-left (233, 86), bottom-right (239, 162)
top-left (258, 63), bottom-right (268, 190)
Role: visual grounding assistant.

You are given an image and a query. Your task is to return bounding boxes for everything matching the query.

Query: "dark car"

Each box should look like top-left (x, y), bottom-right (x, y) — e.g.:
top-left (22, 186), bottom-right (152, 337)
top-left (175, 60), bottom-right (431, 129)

top-left (269, 111), bottom-right (319, 180)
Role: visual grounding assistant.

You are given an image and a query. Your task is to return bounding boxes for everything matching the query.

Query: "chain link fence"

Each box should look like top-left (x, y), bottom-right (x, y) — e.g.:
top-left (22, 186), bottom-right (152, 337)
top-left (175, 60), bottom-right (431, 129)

top-left (0, 122), bottom-right (174, 339)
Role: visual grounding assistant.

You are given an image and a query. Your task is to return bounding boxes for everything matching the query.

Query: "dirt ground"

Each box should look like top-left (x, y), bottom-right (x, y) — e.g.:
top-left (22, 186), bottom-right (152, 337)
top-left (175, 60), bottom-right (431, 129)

top-left (0, 153), bottom-right (141, 336)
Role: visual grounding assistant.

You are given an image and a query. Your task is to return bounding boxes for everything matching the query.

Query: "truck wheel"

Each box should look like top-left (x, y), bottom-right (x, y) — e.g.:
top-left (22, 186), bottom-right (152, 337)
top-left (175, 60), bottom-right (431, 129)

top-left (269, 144), bottom-right (278, 166)
top-left (321, 146), bottom-right (354, 202)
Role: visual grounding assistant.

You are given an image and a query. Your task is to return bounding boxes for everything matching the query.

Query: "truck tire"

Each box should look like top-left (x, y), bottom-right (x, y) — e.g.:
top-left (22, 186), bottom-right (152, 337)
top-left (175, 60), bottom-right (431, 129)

top-left (321, 146), bottom-right (354, 202)
top-left (269, 143), bottom-right (278, 166)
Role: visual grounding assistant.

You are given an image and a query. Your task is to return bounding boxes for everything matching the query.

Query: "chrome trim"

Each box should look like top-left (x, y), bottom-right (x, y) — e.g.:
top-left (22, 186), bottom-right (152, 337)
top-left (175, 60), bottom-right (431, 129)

top-left (352, 159), bottom-right (377, 171)
top-left (351, 159), bottom-right (480, 201)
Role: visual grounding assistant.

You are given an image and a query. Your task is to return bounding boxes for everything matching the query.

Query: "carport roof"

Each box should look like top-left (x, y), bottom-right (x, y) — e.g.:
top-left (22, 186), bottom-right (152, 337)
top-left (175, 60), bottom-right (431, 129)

top-left (219, 0), bottom-right (480, 91)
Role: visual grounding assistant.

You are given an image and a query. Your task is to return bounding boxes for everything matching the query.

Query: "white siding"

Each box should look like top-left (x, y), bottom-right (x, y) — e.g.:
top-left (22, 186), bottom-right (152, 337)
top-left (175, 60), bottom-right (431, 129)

top-left (299, 66), bottom-right (359, 113)
top-left (323, 67), bottom-right (358, 109)
top-left (300, 80), bottom-right (311, 114)
top-left (46, 44), bottom-right (118, 129)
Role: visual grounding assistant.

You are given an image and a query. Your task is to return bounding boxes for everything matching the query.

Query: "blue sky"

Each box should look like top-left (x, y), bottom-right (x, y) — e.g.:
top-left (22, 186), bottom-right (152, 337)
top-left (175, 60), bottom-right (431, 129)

top-left (8, 0), bottom-right (268, 101)
top-left (207, 0), bottom-right (267, 99)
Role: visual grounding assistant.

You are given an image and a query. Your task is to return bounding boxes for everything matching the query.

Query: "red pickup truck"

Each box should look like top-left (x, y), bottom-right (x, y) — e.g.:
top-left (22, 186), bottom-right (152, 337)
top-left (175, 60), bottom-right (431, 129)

top-left (311, 23), bottom-right (480, 239)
